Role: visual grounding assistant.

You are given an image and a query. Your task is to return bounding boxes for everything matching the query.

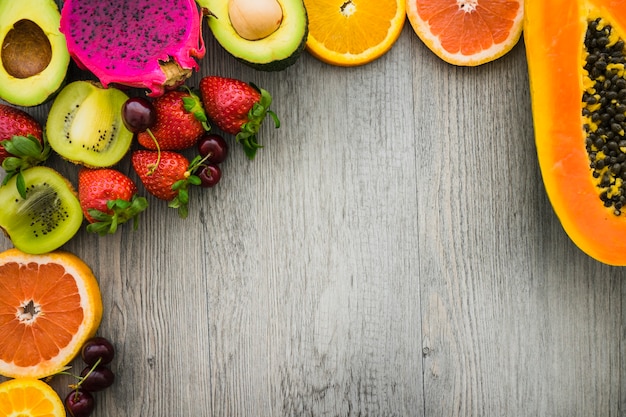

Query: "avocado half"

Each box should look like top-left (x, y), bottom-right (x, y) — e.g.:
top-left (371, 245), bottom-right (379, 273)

top-left (198, 0), bottom-right (308, 71)
top-left (0, 0), bottom-right (70, 107)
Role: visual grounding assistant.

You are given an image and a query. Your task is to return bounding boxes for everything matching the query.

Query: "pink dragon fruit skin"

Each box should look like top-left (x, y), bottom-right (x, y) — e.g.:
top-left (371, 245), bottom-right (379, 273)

top-left (59, 0), bottom-right (205, 97)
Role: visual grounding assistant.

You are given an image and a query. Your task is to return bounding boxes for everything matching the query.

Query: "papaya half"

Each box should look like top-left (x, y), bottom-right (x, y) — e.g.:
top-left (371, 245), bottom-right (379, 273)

top-left (525, 0), bottom-right (626, 265)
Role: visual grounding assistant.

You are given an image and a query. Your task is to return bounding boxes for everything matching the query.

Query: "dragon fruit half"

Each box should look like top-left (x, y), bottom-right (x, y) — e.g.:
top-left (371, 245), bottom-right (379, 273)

top-left (59, 0), bottom-right (205, 96)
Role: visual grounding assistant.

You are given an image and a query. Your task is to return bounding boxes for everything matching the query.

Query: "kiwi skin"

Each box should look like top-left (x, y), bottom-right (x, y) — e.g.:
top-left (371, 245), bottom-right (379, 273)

top-left (46, 81), bottom-right (133, 167)
top-left (0, 166), bottom-right (83, 254)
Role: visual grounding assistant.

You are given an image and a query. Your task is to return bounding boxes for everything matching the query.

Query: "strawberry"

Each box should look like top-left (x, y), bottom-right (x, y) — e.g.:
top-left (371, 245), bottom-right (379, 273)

top-left (0, 104), bottom-right (49, 195)
top-left (131, 150), bottom-right (205, 218)
top-left (0, 104), bottom-right (44, 162)
top-left (199, 76), bottom-right (280, 159)
top-left (78, 168), bottom-right (148, 235)
top-left (136, 89), bottom-right (209, 151)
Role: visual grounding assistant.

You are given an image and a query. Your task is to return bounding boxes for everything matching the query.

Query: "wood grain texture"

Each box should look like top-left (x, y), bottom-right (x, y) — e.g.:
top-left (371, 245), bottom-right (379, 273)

top-left (1, 8), bottom-right (625, 417)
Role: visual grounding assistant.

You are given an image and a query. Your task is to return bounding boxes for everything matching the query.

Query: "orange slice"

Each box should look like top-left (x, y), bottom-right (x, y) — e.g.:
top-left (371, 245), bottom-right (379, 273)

top-left (0, 378), bottom-right (65, 417)
top-left (0, 248), bottom-right (103, 379)
top-left (406, 0), bottom-right (524, 66)
top-left (304, 0), bottom-right (406, 66)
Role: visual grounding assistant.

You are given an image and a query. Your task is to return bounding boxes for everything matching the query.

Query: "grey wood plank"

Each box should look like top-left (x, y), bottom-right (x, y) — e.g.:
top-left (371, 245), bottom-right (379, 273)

top-left (410, 36), bottom-right (625, 416)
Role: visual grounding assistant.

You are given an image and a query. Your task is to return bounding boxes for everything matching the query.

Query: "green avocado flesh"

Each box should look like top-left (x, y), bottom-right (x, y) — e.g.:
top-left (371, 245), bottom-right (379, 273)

top-left (198, 0), bottom-right (308, 71)
top-left (0, 166), bottom-right (82, 254)
top-left (0, 0), bottom-right (69, 107)
top-left (46, 81), bottom-right (133, 168)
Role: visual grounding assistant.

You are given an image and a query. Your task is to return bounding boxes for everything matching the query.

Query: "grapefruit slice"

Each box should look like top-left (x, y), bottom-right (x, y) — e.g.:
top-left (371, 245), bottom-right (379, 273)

top-left (406, 0), bottom-right (524, 66)
top-left (304, 0), bottom-right (406, 66)
top-left (0, 378), bottom-right (65, 417)
top-left (0, 248), bottom-right (103, 379)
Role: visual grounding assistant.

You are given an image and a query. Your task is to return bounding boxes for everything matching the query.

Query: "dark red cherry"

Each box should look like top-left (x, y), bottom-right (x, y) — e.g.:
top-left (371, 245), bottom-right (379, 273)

top-left (197, 133), bottom-right (228, 164)
top-left (198, 164), bottom-right (222, 187)
top-left (81, 336), bottom-right (115, 366)
top-left (65, 389), bottom-right (95, 417)
top-left (79, 365), bottom-right (115, 391)
top-left (122, 97), bottom-right (156, 133)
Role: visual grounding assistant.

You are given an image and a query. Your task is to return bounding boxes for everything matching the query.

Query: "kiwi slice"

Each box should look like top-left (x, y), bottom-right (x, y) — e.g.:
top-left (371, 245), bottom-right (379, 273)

top-left (46, 80), bottom-right (133, 167)
top-left (0, 166), bottom-right (82, 254)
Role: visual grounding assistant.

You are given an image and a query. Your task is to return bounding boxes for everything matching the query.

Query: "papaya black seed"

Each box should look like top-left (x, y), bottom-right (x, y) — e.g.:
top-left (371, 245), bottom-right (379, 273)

top-left (596, 159), bottom-right (606, 169)
top-left (582, 17), bottom-right (626, 215)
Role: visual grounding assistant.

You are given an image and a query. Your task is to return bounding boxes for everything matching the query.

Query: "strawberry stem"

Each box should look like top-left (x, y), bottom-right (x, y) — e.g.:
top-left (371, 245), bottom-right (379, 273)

top-left (182, 86), bottom-right (211, 131)
top-left (1, 134), bottom-right (50, 196)
top-left (167, 154), bottom-right (209, 219)
top-left (236, 87), bottom-right (279, 160)
top-left (86, 195), bottom-right (149, 235)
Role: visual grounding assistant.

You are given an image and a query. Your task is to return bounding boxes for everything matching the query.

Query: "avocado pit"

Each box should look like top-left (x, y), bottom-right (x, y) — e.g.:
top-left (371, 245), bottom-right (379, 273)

top-left (1, 19), bottom-right (52, 79)
top-left (228, 0), bottom-right (283, 40)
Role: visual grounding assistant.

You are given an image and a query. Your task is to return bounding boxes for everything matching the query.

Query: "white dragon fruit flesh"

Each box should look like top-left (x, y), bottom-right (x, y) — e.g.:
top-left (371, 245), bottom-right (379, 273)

top-left (59, 0), bottom-right (205, 96)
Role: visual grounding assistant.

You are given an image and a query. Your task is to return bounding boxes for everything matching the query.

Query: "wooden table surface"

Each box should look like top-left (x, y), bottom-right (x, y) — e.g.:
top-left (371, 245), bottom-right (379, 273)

top-left (1, 12), bottom-right (625, 417)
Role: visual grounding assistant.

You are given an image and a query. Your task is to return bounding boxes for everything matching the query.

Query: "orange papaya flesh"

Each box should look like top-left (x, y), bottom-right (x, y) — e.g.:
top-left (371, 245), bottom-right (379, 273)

top-left (525, 0), bottom-right (626, 265)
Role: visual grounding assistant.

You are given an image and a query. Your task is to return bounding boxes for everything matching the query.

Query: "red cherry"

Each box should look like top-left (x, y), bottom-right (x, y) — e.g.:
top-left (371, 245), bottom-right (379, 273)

top-left (81, 336), bottom-right (115, 366)
top-left (65, 389), bottom-right (95, 417)
top-left (198, 164), bottom-right (222, 187)
top-left (79, 365), bottom-right (115, 391)
top-left (197, 133), bottom-right (228, 164)
top-left (122, 97), bottom-right (156, 133)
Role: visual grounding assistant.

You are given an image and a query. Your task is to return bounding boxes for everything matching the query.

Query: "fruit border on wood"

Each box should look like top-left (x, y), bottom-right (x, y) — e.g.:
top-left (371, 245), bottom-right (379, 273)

top-left (4, 0), bottom-right (626, 415)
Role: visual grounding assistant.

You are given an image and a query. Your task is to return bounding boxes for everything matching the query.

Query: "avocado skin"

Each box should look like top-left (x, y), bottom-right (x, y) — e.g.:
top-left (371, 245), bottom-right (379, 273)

top-left (237, 22), bottom-right (308, 72)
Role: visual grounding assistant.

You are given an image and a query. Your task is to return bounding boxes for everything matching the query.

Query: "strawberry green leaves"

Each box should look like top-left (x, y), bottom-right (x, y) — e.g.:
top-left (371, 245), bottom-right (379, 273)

top-left (1, 135), bottom-right (51, 198)
top-left (182, 88), bottom-right (211, 132)
top-left (86, 196), bottom-right (148, 236)
top-left (237, 86), bottom-right (280, 159)
top-left (168, 153), bottom-right (216, 218)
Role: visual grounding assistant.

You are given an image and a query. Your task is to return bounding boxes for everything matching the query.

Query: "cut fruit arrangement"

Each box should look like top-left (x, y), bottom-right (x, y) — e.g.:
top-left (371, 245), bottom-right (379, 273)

top-left (0, 0), bottom-right (526, 256)
top-left (0, 247), bottom-right (112, 416)
top-left (0, 75), bottom-right (276, 251)
top-left (0, 249), bottom-right (102, 379)
top-left (0, 0), bottom-right (283, 254)
top-left (1, 0), bottom-right (621, 414)
top-left (0, 0), bottom-right (288, 415)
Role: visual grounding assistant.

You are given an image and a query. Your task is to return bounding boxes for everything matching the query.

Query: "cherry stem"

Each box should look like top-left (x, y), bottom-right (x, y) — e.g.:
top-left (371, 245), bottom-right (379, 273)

top-left (67, 356), bottom-right (102, 391)
top-left (146, 128), bottom-right (161, 175)
top-left (187, 152), bottom-right (214, 176)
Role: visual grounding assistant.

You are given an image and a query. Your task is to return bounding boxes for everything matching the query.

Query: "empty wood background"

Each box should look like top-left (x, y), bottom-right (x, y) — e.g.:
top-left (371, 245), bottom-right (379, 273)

top-left (1, 7), bottom-right (625, 416)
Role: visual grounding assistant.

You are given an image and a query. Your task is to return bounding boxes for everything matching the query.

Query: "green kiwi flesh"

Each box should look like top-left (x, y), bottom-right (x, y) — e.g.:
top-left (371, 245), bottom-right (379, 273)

top-left (0, 166), bottom-right (82, 254)
top-left (46, 80), bottom-right (133, 167)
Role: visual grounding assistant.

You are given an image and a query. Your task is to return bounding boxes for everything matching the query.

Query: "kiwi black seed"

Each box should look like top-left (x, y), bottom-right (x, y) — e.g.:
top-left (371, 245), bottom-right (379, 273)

top-left (46, 80), bottom-right (133, 167)
top-left (0, 166), bottom-right (83, 254)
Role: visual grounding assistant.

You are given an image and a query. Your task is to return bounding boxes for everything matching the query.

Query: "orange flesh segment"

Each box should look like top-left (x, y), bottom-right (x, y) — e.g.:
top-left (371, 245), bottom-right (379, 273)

top-left (416, 0), bottom-right (520, 55)
top-left (304, 0), bottom-right (405, 66)
top-left (0, 378), bottom-right (65, 417)
top-left (306, 0), bottom-right (397, 54)
top-left (0, 261), bottom-right (84, 367)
